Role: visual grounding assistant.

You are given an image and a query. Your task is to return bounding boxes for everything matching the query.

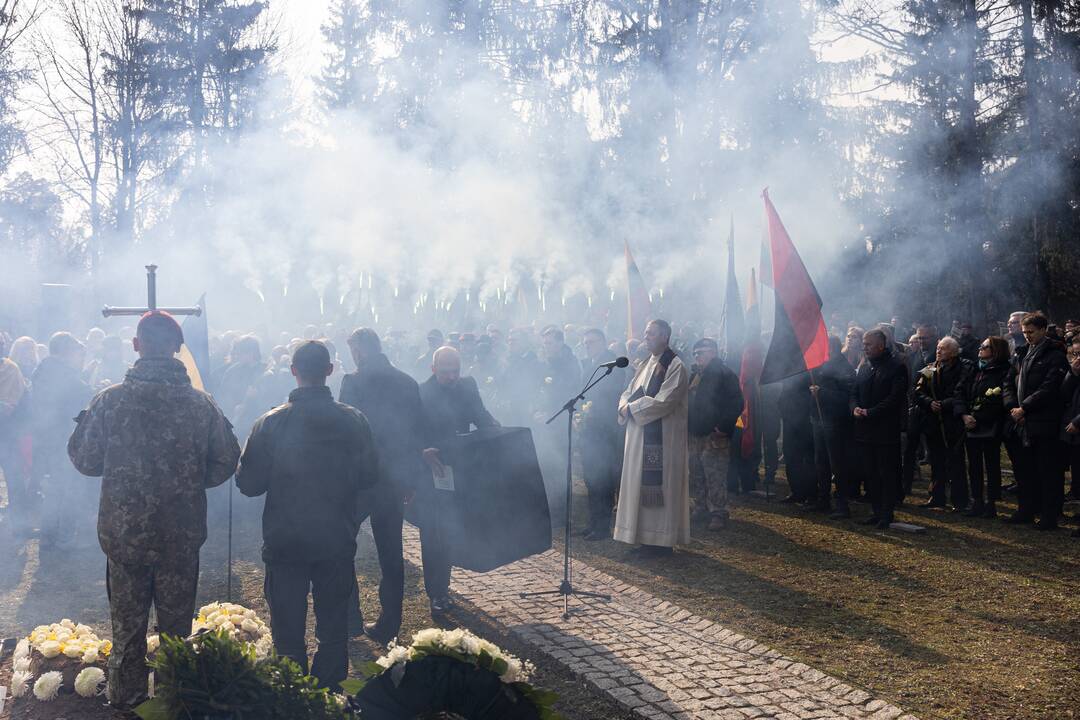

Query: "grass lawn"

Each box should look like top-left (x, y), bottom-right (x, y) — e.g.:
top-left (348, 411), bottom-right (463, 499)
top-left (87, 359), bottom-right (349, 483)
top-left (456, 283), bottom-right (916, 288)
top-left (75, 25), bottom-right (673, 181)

top-left (566, 473), bottom-right (1080, 720)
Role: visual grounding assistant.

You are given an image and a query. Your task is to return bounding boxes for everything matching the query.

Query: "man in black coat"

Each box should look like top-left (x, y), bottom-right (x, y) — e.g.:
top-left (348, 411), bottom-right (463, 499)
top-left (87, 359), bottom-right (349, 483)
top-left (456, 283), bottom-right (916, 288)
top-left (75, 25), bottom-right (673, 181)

top-left (687, 338), bottom-right (743, 530)
top-left (339, 328), bottom-right (426, 644)
top-left (850, 328), bottom-right (909, 529)
top-left (236, 341), bottom-right (379, 689)
top-left (902, 325), bottom-right (937, 498)
top-left (31, 332), bottom-right (93, 547)
top-left (809, 336), bottom-right (856, 517)
top-left (419, 346), bottom-right (499, 615)
top-left (578, 328), bottom-right (625, 539)
top-left (913, 336), bottom-right (972, 510)
top-left (1005, 312), bottom-right (1068, 529)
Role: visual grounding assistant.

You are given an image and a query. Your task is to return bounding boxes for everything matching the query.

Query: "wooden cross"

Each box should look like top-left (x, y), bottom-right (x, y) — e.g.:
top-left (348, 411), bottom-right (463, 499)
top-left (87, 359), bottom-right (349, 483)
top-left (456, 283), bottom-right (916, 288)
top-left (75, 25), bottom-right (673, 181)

top-left (101, 264), bottom-right (203, 318)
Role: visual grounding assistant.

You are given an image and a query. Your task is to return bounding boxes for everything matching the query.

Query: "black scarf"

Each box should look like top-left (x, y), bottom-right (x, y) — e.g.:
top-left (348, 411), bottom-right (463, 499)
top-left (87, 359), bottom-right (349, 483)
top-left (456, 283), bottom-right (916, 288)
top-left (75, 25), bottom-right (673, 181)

top-left (632, 347), bottom-right (675, 508)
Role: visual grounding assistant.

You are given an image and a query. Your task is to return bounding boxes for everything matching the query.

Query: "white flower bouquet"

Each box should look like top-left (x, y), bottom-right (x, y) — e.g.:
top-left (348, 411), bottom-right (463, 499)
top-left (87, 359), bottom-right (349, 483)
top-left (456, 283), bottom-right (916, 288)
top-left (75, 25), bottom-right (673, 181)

top-left (346, 627), bottom-right (559, 719)
top-left (192, 602), bottom-right (274, 659)
top-left (8, 619), bottom-right (111, 704)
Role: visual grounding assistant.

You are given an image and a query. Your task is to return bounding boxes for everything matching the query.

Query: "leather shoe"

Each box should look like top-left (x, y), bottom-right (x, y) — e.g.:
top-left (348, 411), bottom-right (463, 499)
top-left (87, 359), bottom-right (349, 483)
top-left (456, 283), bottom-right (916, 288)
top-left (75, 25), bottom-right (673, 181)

top-left (921, 500), bottom-right (947, 509)
top-left (963, 504), bottom-right (985, 517)
top-left (1003, 513), bottom-right (1035, 525)
top-left (779, 494), bottom-right (801, 504)
top-left (859, 516), bottom-right (881, 526)
top-left (429, 596), bottom-right (454, 615)
top-left (364, 622), bottom-right (397, 646)
top-left (875, 519), bottom-right (891, 530)
top-left (828, 508), bottom-right (851, 520)
top-left (1035, 521), bottom-right (1058, 532)
top-left (982, 503), bottom-right (997, 518)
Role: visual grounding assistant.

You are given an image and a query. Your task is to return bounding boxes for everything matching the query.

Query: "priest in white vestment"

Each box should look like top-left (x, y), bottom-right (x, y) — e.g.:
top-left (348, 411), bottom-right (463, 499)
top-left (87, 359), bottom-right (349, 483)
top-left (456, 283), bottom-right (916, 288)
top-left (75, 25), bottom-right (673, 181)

top-left (614, 319), bottom-right (691, 555)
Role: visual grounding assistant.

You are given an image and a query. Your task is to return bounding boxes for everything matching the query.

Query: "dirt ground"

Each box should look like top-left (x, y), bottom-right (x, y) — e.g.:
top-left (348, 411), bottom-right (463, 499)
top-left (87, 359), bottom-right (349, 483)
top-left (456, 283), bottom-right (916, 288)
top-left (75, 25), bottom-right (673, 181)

top-left (566, 471), bottom-right (1080, 720)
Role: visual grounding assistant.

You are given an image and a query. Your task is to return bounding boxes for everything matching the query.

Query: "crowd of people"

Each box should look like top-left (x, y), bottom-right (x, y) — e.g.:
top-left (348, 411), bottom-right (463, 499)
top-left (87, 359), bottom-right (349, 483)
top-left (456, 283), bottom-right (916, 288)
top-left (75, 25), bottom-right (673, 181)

top-left (1, 306), bottom-right (1079, 712)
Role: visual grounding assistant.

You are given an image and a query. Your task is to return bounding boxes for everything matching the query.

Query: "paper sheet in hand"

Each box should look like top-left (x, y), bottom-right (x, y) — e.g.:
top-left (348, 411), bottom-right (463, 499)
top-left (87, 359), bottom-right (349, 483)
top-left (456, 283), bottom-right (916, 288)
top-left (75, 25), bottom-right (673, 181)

top-left (433, 465), bottom-right (455, 491)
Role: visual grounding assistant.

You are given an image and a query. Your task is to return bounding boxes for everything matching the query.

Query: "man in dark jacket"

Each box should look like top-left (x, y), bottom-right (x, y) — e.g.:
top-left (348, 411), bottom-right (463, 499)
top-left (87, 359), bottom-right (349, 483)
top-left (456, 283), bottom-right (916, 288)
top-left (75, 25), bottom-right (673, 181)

top-left (32, 332), bottom-right (93, 547)
top-left (1004, 312), bottom-right (1067, 529)
top-left (850, 328), bottom-right (909, 529)
top-left (809, 336), bottom-right (856, 517)
top-left (236, 341), bottom-right (379, 689)
top-left (579, 328), bottom-right (625, 539)
top-left (688, 338), bottom-right (743, 530)
top-left (339, 328), bottom-right (426, 644)
top-left (419, 346), bottom-right (498, 615)
top-left (913, 337), bottom-right (972, 510)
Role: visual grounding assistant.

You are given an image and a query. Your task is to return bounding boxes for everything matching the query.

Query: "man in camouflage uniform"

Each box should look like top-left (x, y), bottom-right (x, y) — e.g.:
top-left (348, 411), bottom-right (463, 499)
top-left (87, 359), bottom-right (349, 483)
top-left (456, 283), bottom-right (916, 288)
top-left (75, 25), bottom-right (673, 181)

top-left (68, 311), bottom-right (240, 711)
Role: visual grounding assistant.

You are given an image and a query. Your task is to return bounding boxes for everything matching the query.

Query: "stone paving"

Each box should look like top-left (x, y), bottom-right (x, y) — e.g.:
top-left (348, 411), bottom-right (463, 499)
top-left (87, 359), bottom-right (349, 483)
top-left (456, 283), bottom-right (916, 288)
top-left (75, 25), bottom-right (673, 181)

top-left (401, 527), bottom-right (917, 720)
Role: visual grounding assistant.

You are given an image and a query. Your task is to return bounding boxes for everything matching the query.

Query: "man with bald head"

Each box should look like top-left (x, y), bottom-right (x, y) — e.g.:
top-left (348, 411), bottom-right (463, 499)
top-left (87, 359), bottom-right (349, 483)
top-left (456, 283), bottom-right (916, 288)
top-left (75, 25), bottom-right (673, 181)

top-left (913, 335), bottom-right (972, 510)
top-left (418, 345), bottom-right (498, 615)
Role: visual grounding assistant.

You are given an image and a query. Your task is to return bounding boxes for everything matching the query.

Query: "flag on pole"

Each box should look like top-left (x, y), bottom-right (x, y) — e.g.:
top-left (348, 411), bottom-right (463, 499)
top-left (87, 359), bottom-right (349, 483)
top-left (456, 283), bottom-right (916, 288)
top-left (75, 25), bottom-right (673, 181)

top-left (720, 216), bottom-right (744, 366)
top-left (759, 190), bottom-right (829, 384)
top-left (759, 228), bottom-right (773, 289)
top-left (739, 269), bottom-right (764, 458)
top-left (625, 241), bottom-right (652, 341)
top-left (179, 294), bottom-right (209, 392)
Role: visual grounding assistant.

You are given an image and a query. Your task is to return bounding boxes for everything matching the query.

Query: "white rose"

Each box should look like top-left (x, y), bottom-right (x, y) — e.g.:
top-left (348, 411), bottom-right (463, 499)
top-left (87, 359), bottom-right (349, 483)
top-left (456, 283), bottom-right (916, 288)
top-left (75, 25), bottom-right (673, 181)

top-left (82, 647), bottom-right (100, 665)
top-left (75, 624), bottom-right (94, 637)
top-left (64, 642), bottom-right (85, 658)
top-left (241, 618), bottom-right (260, 635)
top-left (413, 628), bottom-right (441, 645)
top-left (33, 671), bottom-right (64, 701)
top-left (60, 619), bottom-right (75, 630)
top-left (74, 667), bottom-right (107, 698)
top-left (146, 635), bottom-right (160, 654)
top-left (39, 640), bottom-right (62, 658)
top-left (11, 670), bottom-right (32, 698)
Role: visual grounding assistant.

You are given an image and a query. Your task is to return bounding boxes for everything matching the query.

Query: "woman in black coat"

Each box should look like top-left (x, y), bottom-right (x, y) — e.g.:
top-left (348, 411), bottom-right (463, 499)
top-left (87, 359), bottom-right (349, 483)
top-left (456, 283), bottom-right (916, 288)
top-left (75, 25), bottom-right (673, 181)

top-left (955, 336), bottom-right (1010, 518)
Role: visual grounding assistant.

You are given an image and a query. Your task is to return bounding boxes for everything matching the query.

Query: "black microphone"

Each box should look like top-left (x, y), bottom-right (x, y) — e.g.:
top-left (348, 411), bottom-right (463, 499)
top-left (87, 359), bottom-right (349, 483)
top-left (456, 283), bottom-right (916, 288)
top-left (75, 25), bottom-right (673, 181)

top-left (598, 356), bottom-right (630, 369)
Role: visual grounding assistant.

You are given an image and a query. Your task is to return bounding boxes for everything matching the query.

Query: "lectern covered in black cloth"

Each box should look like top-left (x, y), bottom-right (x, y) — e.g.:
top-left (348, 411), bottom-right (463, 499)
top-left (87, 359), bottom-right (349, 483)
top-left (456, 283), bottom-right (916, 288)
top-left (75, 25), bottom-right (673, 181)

top-left (412, 426), bottom-right (551, 572)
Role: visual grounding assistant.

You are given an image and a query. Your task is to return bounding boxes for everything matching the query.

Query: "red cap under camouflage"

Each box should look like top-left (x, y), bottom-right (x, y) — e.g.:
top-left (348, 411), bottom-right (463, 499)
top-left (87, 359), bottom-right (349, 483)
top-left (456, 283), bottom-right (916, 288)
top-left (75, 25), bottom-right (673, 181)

top-left (137, 310), bottom-right (185, 345)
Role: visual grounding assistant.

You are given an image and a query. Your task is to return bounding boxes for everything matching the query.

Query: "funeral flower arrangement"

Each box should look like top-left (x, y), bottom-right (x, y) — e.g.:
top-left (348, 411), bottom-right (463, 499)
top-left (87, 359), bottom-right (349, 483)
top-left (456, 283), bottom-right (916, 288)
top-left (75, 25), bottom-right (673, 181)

top-left (345, 627), bottom-right (561, 719)
top-left (191, 601), bottom-right (274, 659)
top-left (7, 619), bottom-right (111, 704)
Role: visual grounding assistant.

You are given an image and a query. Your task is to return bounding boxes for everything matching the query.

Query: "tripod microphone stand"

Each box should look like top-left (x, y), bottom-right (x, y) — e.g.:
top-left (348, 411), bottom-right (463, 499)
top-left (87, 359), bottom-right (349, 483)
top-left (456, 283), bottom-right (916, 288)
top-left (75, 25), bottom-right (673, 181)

top-left (520, 362), bottom-right (625, 618)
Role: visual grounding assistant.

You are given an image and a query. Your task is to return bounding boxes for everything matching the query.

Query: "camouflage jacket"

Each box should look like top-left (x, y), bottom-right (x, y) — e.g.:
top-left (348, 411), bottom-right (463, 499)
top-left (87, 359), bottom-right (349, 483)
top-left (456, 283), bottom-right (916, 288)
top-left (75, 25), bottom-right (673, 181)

top-left (68, 357), bottom-right (241, 564)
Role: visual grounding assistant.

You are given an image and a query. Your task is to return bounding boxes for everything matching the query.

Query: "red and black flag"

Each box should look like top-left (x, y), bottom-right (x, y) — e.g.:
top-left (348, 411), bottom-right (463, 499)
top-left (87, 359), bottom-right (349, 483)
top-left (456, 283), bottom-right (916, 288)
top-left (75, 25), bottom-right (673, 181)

top-left (759, 190), bottom-right (829, 384)
top-left (738, 269), bottom-right (764, 458)
top-left (625, 240), bottom-right (652, 341)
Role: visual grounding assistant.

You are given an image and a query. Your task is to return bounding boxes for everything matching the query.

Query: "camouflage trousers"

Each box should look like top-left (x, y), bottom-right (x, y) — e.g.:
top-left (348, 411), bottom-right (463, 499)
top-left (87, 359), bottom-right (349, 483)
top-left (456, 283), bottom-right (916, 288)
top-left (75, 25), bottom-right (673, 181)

top-left (105, 552), bottom-right (199, 708)
top-left (689, 433), bottom-right (731, 519)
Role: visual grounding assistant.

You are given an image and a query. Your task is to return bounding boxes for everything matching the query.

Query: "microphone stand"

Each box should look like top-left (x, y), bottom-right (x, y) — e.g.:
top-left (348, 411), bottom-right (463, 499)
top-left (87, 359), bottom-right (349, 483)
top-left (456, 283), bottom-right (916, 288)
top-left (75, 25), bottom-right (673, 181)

top-left (519, 365), bottom-right (617, 618)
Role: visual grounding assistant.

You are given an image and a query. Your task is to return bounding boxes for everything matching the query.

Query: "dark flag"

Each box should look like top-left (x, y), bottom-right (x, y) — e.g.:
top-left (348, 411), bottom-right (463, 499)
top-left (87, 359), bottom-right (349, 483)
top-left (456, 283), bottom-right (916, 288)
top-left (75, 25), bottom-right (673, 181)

top-left (179, 294), bottom-right (210, 392)
top-left (625, 241), bottom-right (652, 340)
top-left (759, 190), bottom-right (829, 384)
top-left (720, 216), bottom-right (744, 367)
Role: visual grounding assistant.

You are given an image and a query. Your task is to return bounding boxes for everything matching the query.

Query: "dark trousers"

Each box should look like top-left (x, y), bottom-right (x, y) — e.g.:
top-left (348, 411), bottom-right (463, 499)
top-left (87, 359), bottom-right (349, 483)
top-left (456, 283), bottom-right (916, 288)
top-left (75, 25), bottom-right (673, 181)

top-left (1010, 436), bottom-right (1064, 523)
top-left (264, 558), bottom-right (352, 690)
top-left (782, 419), bottom-right (816, 500)
top-left (106, 552), bottom-right (199, 708)
top-left (966, 436), bottom-right (1002, 505)
top-left (348, 490), bottom-right (405, 636)
top-left (1065, 443), bottom-right (1080, 496)
top-left (925, 429), bottom-right (968, 507)
top-left (582, 439), bottom-right (620, 532)
top-left (813, 422), bottom-right (852, 509)
top-left (859, 442), bottom-right (900, 523)
top-left (420, 521), bottom-right (452, 601)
